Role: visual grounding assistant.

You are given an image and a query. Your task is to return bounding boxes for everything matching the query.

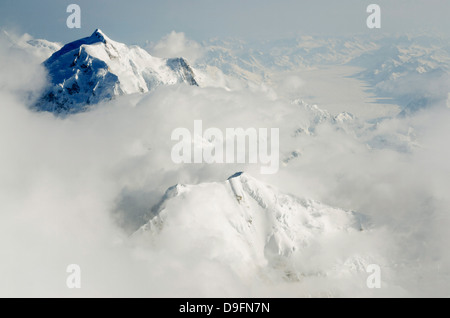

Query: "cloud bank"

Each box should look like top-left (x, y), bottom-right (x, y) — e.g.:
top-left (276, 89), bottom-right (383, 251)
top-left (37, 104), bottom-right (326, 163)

top-left (147, 31), bottom-right (205, 63)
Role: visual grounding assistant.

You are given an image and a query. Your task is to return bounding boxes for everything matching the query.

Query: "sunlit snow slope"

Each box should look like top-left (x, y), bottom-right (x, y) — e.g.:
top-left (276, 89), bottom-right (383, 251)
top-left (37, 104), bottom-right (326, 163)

top-left (36, 29), bottom-right (198, 114)
top-left (134, 172), bottom-right (369, 281)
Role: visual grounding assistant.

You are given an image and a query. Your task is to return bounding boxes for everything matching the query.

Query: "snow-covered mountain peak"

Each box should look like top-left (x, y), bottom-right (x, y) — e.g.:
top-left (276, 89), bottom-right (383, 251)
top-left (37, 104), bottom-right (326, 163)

top-left (36, 29), bottom-right (198, 114)
top-left (133, 172), bottom-right (368, 281)
top-left (45, 29), bottom-right (111, 65)
top-left (227, 171), bottom-right (244, 180)
top-left (90, 28), bottom-right (109, 43)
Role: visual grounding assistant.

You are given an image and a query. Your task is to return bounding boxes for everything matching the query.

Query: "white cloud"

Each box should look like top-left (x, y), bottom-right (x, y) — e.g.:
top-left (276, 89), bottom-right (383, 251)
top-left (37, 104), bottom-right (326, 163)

top-left (147, 31), bottom-right (204, 64)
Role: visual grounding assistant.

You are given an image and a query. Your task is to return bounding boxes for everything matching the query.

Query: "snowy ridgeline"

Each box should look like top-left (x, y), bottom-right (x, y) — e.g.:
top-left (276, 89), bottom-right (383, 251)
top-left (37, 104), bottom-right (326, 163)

top-left (34, 29), bottom-right (198, 114)
top-left (13, 29), bottom-right (450, 115)
top-left (132, 172), bottom-right (371, 282)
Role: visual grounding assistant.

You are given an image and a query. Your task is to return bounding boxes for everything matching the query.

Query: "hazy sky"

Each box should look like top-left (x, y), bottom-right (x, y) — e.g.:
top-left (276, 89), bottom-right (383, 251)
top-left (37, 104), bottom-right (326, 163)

top-left (1, 0), bottom-right (449, 44)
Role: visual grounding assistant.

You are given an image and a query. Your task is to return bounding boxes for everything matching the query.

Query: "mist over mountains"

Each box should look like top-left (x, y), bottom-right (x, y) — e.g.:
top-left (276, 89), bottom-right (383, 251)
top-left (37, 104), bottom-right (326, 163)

top-left (17, 29), bottom-right (450, 116)
top-left (1, 28), bottom-right (450, 297)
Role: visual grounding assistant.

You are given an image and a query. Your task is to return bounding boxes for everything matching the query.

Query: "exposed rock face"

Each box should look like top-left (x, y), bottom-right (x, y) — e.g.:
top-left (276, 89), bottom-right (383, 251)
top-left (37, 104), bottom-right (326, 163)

top-left (36, 29), bottom-right (198, 114)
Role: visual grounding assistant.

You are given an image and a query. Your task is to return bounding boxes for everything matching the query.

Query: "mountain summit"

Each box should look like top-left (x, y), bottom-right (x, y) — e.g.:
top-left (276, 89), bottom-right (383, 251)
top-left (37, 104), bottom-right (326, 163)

top-left (36, 29), bottom-right (198, 114)
top-left (133, 172), bottom-right (368, 281)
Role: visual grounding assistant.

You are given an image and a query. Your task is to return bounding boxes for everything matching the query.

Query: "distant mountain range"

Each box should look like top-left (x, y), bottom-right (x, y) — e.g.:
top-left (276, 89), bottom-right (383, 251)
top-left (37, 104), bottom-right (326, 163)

top-left (13, 30), bottom-right (447, 115)
top-left (196, 35), bottom-right (450, 113)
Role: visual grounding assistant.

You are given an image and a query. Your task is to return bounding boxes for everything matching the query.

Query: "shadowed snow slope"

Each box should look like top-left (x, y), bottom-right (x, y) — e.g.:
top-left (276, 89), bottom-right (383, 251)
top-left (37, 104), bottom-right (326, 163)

top-left (36, 29), bottom-right (198, 114)
top-left (133, 172), bottom-right (369, 282)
